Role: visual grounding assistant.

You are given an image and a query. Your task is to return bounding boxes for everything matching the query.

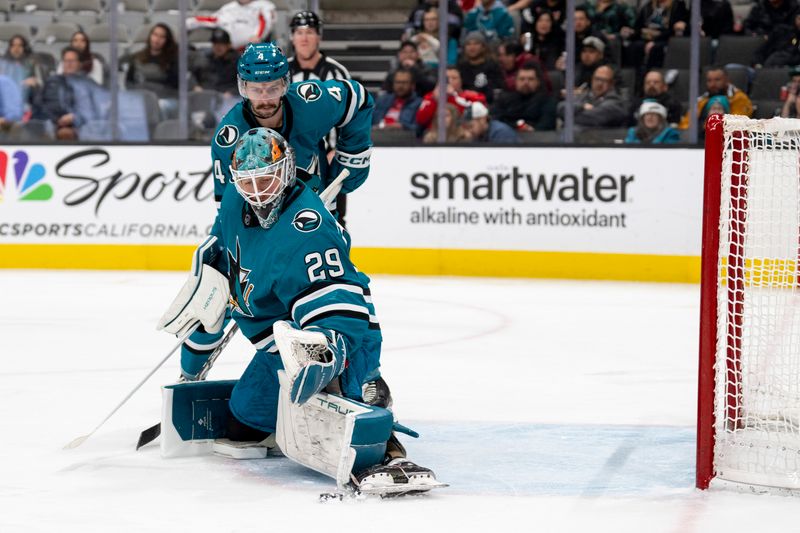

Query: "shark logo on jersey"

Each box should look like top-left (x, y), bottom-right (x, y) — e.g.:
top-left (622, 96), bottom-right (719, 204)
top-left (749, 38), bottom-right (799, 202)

top-left (296, 82), bottom-right (322, 103)
top-left (227, 238), bottom-right (255, 317)
top-left (292, 209), bottom-right (322, 233)
top-left (216, 125), bottom-right (239, 148)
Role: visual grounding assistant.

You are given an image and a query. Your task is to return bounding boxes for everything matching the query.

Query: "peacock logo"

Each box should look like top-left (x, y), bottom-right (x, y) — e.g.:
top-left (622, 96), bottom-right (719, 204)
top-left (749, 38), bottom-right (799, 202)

top-left (0, 150), bottom-right (52, 203)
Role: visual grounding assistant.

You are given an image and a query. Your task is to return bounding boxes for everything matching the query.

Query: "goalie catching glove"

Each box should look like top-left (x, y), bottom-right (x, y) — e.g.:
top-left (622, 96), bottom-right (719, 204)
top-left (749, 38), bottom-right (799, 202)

top-left (157, 259), bottom-right (229, 337)
top-left (274, 320), bottom-right (346, 405)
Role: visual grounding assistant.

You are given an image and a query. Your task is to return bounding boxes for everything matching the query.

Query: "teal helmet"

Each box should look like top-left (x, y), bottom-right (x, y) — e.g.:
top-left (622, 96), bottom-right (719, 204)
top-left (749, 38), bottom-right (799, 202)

top-left (237, 42), bottom-right (290, 102)
top-left (230, 128), bottom-right (296, 229)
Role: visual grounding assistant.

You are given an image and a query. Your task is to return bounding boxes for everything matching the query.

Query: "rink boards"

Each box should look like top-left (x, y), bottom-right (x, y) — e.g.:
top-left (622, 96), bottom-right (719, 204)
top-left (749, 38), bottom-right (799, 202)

top-left (0, 145), bottom-right (704, 282)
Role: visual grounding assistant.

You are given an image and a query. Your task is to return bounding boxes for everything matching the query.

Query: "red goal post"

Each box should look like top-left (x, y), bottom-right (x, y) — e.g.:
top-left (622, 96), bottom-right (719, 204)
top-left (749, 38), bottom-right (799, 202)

top-left (697, 114), bottom-right (800, 492)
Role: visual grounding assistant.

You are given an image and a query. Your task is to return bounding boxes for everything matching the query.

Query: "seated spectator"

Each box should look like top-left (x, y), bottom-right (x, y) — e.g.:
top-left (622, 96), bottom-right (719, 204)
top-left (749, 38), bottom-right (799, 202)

top-left (699, 95), bottom-right (730, 135)
top-left (410, 7), bottom-right (459, 68)
top-left (701, 0), bottom-right (734, 38)
top-left (405, 0), bottom-right (464, 43)
top-left (123, 23), bottom-right (179, 100)
top-left (384, 41), bottom-right (437, 96)
top-left (630, 69), bottom-right (683, 125)
top-left (58, 31), bottom-right (108, 87)
top-left (574, 37), bottom-right (608, 91)
top-left (422, 103), bottom-right (471, 143)
top-left (457, 31), bottom-right (505, 103)
top-left (521, 0), bottom-right (567, 29)
top-left (523, 9), bottom-right (565, 71)
top-left (558, 6), bottom-right (607, 69)
top-left (0, 74), bottom-right (24, 131)
top-left (631, 0), bottom-right (689, 70)
top-left (461, 100), bottom-right (520, 143)
top-left (187, 0), bottom-right (277, 50)
top-left (625, 100), bottom-right (680, 143)
top-left (492, 62), bottom-right (557, 131)
top-left (191, 28), bottom-right (239, 94)
top-left (463, 0), bottom-right (515, 43)
top-left (1, 35), bottom-right (44, 105)
top-left (416, 66), bottom-right (487, 131)
top-left (780, 65), bottom-right (800, 117)
top-left (557, 64), bottom-right (628, 127)
top-left (753, 11), bottom-right (800, 66)
top-left (373, 68), bottom-right (422, 132)
top-left (589, 0), bottom-right (636, 42)
top-left (744, 0), bottom-right (798, 36)
top-left (695, 65), bottom-right (753, 118)
top-left (496, 39), bottom-right (551, 93)
top-left (33, 47), bottom-right (107, 140)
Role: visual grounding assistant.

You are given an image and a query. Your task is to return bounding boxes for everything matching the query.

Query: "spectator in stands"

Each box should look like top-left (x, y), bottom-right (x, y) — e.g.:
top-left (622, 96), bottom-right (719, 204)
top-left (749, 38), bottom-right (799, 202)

top-left (187, 0), bottom-right (277, 50)
top-left (416, 66), bottom-right (487, 132)
top-left (589, 0), bottom-right (636, 42)
top-left (701, 0), bottom-right (735, 38)
top-left (422, 103), bottom-right (471, 143)
top-left (463, 0), bottom-right (515, 43)
top-left (191, 28), bottom-right (239, 94)
top-left (631, 0), bottom-right (689, 69)
top-left (59, 31), bottom-right (107, 87)
top-left (753, 11), bottom-right (800, 66)
top-left (699, 95), bottom-right (730, 134)
top-left (288, 10), bottom-right (350, 82)
top-left (461, 100), bottom-right (519, 143)
top-left (695, 66), bottom-right (753, 118)
top-left (744, 0), bottom-right (798, 36)
top-left (410, 6), bottom-right (459, 68)
top-left (123, 23), bottom-right (179, 100)
top-left (497, 39), bottom-right (552, 93)
top-left (457, 31), bottom-right (505, 103)
top-left (405, 0), bottom-right (464, 43)
top-left (384, 41), bottom-right (437, 96)
top-left (630, 69), bottom-right (683, 125)
top-left (780, 65), bottom-right (800, 117)
top-left (1, 35), bottom-right (44, 104)
top-left (557, 64), bottom-right (628, 127)
top-left (0, 74), bottom-right (24, 132)
top-left (492, 62), bottom-right (557, 131)
top-left (574, 37), bottom-right (608, 91)
top-left (520, 0), bottom-right (567, 29)
top-left (33, 47), bottom-right (106, 140)
top-left (373, 68), bottom-right (422, 132)
top-left (524, 9), bottom-right (565, 71)
top-left (625, 100), bottom-right (680, 143)
top-left (556, 7), bottom-right (607, 70)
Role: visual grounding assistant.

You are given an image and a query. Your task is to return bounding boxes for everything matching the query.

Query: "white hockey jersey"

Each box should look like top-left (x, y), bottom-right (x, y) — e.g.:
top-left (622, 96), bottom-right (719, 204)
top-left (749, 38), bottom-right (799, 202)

top-left (189, 0), bottom-right (277, 49)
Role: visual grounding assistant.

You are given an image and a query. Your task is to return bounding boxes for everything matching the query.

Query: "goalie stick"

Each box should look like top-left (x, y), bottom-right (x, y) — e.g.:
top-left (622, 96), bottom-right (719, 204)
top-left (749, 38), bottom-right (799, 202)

top-left (318, 169), bottom-right (349, 211)
top-left (135, 323), bottom-right (240, 450)
top-left (64, 323), bottom-right (200, 450)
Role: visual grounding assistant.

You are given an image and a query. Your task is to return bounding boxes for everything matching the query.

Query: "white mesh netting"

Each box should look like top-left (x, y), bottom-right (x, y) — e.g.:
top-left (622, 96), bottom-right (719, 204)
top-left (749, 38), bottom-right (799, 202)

top-left (714, 116), bottom-right (800, 489)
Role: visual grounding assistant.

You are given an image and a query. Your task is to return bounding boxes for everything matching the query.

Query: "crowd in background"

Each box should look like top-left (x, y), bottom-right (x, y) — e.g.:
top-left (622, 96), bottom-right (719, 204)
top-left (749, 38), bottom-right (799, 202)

top-left (0, 0), bottom-right (799, 143)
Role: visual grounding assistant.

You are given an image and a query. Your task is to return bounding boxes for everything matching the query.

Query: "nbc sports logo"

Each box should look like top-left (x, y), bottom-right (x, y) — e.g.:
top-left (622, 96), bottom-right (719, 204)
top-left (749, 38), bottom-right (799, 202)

top-left (0, 150), bottom-right (52, 202)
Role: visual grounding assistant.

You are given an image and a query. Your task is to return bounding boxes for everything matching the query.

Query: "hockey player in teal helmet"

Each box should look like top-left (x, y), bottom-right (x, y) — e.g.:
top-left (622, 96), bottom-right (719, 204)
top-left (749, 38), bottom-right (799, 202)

top-left (230, 128), bottom-right (295, 229)
top-left (237, 42), bottom-right (290, 120)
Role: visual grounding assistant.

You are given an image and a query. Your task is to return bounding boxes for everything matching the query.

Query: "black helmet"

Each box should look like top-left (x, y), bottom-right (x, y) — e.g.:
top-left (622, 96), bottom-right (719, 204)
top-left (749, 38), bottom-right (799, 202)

top-left (290, 10), bottom-right (322, 33)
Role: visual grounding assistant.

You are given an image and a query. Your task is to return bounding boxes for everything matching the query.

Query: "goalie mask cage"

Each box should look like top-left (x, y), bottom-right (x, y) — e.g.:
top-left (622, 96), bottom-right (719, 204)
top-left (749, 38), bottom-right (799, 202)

top-left (697, 114), bottom-right (800, 492)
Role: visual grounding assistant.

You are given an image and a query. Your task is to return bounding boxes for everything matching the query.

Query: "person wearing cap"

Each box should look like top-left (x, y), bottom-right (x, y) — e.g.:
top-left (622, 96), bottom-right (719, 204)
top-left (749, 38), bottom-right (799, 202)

top-left (457, 31), bottom-right (505, 103)
top-left (287, 10), bottom-right (350, 83)
top-left (555, 6), bottom-right (607, 70)
top-left (190, 28), bottom-right (239, 95)
top-left (492, 61), bottom-right (556, 131)
top-left (625, 99), bottom-right (680, 143)
top-left (780, 65), bottom-right (800, 118)
top-left (463, 0), bottom-right (515, 43)
top-left (575, 36), bottom-right (608, 91)
top-left (462, 100), bottom-right (519, 143)
top-left (187, 0), bottom-right (276, 50)
top-left (699, 95), bottom-right (730, 136)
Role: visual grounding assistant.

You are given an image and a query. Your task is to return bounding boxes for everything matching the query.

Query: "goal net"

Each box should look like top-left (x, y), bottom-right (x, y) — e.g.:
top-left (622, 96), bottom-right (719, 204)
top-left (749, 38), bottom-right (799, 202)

top-left (697, 115), bottom-right (800, 492)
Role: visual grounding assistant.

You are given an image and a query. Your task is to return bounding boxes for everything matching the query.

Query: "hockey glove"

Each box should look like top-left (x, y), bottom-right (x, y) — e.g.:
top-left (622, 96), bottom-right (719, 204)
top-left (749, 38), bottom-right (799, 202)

top-left (273, 321), bottom-right (347, 405)
top-left (157, 264), bottom-right (229, 337)
top-left (329, 147), bottom-right (371, 194)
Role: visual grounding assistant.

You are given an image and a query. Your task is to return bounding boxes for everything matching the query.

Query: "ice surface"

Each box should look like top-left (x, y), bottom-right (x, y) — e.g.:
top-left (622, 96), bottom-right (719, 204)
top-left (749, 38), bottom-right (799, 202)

top-left (1, 271), bottom-right (798, 532)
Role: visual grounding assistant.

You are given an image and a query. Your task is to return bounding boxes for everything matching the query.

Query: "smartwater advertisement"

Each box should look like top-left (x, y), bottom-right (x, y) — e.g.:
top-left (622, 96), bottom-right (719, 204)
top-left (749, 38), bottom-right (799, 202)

top-left (346, 147), bottom-right (705, 256)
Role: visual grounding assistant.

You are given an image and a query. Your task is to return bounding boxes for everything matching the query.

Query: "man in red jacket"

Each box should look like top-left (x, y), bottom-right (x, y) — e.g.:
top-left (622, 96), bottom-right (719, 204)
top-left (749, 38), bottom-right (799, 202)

top-left (415, 66), bottom-right (486, 132)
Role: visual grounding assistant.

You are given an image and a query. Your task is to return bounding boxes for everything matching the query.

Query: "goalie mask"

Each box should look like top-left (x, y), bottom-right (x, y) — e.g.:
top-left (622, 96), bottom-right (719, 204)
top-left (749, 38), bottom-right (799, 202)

top-left (230, 128), bottom-right (296, 229)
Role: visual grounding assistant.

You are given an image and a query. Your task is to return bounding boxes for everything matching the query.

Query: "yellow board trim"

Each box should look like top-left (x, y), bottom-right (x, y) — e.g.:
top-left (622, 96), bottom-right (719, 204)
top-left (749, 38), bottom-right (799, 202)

top-left (0, 244), bottom-right (701, 282)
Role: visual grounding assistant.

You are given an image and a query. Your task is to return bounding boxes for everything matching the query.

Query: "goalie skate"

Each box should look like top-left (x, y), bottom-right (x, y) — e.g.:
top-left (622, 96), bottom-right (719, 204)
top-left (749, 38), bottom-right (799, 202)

top-left (352, 459), bottom-right (447, 497)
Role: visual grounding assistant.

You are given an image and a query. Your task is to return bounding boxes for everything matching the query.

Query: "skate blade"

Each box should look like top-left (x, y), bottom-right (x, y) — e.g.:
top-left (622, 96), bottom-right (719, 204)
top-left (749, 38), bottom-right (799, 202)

top-left (357, 479), bottom-right (449, 497)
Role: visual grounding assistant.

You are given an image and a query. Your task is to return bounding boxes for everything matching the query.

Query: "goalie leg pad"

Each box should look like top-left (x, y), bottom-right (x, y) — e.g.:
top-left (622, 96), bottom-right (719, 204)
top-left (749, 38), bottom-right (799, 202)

top-left (161, 380), bottom-right (238, 458)
top-left (275, 370), bottom-right (394, 488)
